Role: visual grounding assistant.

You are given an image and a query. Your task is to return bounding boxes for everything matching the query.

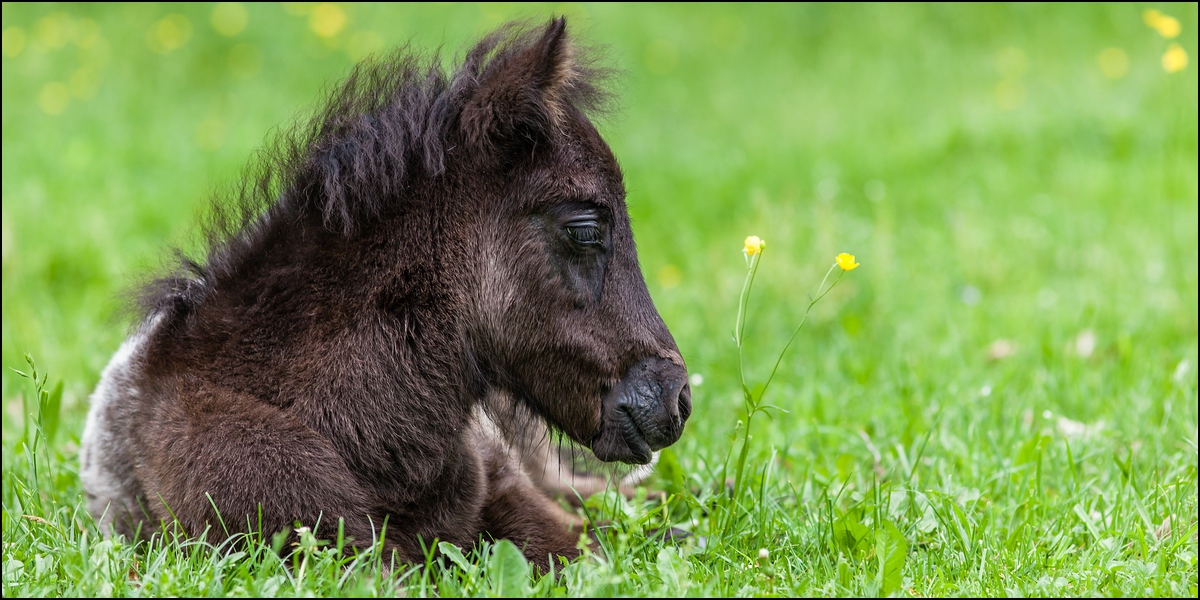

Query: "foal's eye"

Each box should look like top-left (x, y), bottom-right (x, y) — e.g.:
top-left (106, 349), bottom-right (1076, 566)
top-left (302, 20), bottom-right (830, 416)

top-left (565, 221), bottom-right (602, 245)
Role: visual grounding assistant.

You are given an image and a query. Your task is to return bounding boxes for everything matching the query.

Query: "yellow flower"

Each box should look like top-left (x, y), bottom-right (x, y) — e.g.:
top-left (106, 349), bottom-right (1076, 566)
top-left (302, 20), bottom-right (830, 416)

top-left (1143, 9), bottom-right (1181, 39)
top-left (743, 235), bottom-right (765, 257)
top-left (1163, 43), bottom-right (1188, 73)
top-left (1154, 16), bottom-right (1181, 39)
top-left (836, 253), bottom-right (859, 271)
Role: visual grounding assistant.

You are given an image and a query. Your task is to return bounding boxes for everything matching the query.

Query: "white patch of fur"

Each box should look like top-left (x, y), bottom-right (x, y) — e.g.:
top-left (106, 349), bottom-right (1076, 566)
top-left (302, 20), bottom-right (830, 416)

top-left (477, 388), bottom-right (663, 504)
top-left (79, 313), bottom-right (161, 533)
top-left (621, 451), bottom-right (659, 487)
top-left (471, 403), bottom-right (506, 446)
top-left (476, 233), bottom-right (519, 334)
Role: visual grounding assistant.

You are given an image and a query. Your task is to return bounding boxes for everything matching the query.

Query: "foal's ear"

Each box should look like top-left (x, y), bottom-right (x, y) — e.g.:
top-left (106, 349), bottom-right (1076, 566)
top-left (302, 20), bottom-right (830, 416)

top-left (460, 17), bottom-right (576, 154)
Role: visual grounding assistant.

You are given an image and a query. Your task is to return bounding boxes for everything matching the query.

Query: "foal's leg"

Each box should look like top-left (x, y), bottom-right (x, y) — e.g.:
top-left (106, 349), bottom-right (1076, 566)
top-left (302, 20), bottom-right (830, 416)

top-left (139, 384), bottom-right (411, 560)
top-left (476, 443), bottom-right (587, 572)
top-left (470, 407), bottom-right (586, 569)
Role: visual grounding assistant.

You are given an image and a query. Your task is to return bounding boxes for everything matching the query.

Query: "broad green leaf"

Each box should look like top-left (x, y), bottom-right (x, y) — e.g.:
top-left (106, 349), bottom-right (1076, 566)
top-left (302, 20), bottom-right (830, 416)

top-left (833, 506), bottom-right (871, 557)
top-left (656, 547), bottom-right (688, 595)
top-left (486, 539), bottom-right (529, 597)
top-left (438, 541), bottom-right (473, 573)
top-left (875, 520), bottom-right (908, 596)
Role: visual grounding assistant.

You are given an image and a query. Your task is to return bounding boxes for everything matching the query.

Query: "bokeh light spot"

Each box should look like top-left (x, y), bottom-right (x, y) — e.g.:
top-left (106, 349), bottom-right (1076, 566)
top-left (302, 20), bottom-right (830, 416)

top-left (34, 12), bottom-right (71, 50)
top-left (960, 285), bottom-right (982, 306)
top-left (1143, 9), bottom-right (1181, 39)
top-left (212, 3), bottom-right (249, 37)
top-left (1155, 17), bottom-right (1180, 39)
top-left (1147, 16), bottom-right (1176, 38)
top-left (1162, 43), bottom-right (1188, 73)
top-left (147, 14), bottom-right (193, 54)
top-left (38, 82), bottom-right (70, 115)
top-left (2, 26), bottom-right (26, 58)
top-left (1097, 47), bottom-right (1129, 80)
top-left (658, 264), bottom-right (682, 289)
top-left (310, 3), bottom-right (347, 38)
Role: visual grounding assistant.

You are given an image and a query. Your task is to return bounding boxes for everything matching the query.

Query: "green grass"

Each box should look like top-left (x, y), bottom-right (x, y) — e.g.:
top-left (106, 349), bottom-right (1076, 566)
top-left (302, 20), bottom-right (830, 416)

top-left (3, 2), bottom-right (1197, 596)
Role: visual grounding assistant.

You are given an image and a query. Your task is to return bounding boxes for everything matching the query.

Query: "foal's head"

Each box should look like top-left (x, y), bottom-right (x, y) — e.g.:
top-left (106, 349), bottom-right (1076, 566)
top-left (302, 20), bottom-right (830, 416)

top-left (196, 18), bottom-right (692, 465)
top-left (444, 19), bottom-right (691, 464)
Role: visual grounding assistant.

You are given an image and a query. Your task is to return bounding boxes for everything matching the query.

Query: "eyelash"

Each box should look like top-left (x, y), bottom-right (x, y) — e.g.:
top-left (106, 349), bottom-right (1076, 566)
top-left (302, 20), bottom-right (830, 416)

top-left (566, 221), bottom-right (602, 244)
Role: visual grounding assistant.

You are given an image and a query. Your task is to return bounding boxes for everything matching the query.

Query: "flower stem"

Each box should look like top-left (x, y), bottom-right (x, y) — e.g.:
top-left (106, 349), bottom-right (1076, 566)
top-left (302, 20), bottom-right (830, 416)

top-left (734, 252), bottom-right (761, 387)
top-left (723, 251), bottom-right (761, 501)
top-left (729, 262), bottom-right (846, 511)
top-left (760, 265), bottom-right (843, 395)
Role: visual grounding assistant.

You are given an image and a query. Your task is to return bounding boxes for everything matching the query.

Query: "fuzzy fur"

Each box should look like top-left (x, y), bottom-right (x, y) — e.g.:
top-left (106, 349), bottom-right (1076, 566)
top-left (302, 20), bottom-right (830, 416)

top-left (80, 18), bottom-right (690, 571)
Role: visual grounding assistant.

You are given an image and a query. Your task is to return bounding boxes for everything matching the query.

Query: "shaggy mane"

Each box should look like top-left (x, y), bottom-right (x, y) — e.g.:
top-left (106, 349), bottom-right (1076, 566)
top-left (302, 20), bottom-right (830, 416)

top-left (137, 19), bottom-right (611, 322)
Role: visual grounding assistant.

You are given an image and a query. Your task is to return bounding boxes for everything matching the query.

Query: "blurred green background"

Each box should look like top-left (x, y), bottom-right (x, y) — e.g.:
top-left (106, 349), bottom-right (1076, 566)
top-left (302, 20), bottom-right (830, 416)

top-left (2, 0), bottom-right (1197, 506)
top-left (3, 3), bottom-right (1197, 595)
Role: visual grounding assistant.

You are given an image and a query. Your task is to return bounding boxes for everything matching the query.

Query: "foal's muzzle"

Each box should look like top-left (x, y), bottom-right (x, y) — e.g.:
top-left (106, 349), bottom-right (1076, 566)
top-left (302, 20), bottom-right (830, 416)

top-left (591, 357), bottom-right (691, 464)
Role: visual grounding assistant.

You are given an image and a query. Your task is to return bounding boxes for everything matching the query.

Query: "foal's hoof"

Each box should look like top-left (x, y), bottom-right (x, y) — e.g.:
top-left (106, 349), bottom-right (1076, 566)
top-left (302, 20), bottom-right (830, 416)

top-left (648, 526), bottom-right (693, 543)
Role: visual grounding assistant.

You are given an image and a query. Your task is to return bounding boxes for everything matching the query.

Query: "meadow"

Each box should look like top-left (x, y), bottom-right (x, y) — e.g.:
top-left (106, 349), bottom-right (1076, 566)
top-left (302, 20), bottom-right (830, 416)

top-left (2, 3), bottom-right (1197, 596)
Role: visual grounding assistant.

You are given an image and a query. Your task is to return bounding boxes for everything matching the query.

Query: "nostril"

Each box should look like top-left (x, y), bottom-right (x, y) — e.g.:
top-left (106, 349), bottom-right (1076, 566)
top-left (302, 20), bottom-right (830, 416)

top-left (678, 382), bottom-right (693, 422)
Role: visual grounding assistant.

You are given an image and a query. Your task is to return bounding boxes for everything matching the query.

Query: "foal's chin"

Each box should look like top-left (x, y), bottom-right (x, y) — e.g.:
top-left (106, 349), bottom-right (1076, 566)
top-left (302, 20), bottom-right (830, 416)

top-left (591, 424), bottom-right (655, 465)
